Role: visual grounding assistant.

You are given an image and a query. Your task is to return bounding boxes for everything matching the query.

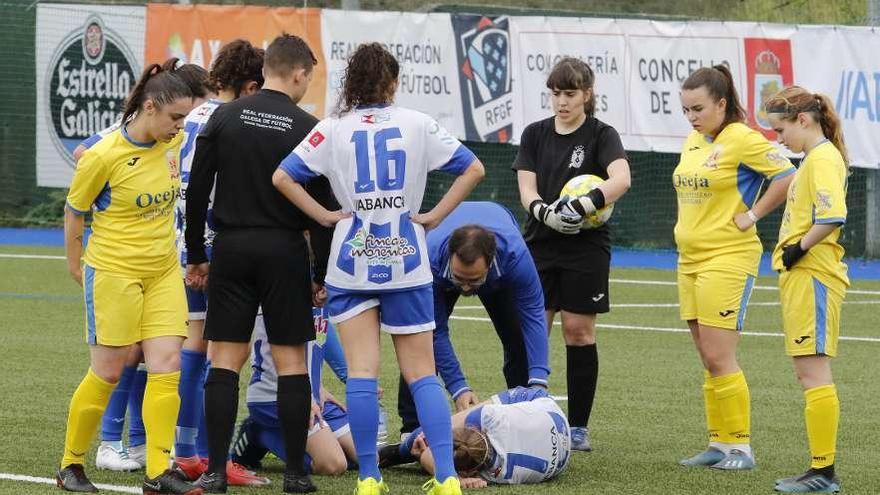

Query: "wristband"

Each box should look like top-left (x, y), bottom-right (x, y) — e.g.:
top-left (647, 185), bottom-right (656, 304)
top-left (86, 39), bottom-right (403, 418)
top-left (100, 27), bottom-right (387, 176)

top-left (528, 199), bottom-right (546, 220)
top-left (746, 210), bottom-right (759, 223)
top-left (586, 188), bottom-right (606, 210)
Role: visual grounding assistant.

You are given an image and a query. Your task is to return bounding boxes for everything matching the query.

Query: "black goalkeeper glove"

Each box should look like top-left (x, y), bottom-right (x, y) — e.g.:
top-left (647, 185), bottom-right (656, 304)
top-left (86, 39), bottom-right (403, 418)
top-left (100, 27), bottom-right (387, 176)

top-left (782, 241), bottom-right (808, 270)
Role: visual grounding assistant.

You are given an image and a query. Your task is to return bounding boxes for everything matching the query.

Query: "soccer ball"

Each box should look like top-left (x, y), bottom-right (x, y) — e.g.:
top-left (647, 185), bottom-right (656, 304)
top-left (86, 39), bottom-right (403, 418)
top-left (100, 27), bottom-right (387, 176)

top-left (559, 174), bottom-right (614, 229)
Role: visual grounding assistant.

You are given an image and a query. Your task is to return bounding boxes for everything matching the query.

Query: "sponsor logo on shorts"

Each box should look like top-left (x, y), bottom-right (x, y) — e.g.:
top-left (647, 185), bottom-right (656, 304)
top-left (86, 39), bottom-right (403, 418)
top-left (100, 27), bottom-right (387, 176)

top-left (719, 309), bottom-right (736, 317)
top-left (591, 293), bottom-right (605, 302)
top-left (794, 335), bottom-right (811, 344)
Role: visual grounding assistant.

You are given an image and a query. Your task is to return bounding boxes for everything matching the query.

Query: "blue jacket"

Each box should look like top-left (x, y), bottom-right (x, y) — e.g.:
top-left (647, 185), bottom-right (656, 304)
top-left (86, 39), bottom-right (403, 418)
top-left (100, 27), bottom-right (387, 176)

top-left (427, 201), bottom-right (549, 398)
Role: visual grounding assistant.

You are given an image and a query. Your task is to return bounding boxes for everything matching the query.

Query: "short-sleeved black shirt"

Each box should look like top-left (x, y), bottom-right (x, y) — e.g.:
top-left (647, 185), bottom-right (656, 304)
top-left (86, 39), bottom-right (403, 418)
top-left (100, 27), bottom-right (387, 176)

top-left (186, 89), bottom-right (336, 279)
top-left (512, 116), bottom-right (626, 252)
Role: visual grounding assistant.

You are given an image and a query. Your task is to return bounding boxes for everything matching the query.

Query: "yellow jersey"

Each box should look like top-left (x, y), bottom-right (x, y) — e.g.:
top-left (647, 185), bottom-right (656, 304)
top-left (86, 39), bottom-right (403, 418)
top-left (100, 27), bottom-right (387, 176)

top-left (67, 127), bottom-right (183, 277)
top-left (772, 141), bottom-right (849, 287)
top-left (673, 122), bottom-right (795, 273)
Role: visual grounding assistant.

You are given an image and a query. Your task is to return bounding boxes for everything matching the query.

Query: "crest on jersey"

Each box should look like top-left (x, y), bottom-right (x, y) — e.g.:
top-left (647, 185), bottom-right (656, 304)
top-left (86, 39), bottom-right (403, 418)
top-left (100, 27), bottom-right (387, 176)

top-left (766, 150), bottom-right (789, 168)
top-left (816, 189), bottom-right (833, 213)
top-left (568, 145), bottom-right (585, 168)
top-left (453, 15), bottom-right (513, 143)
top-left (308, 131), bottom-right (325, 147)
top-left (702, 146), bottom-right (722, 169)
top-left (166, 149), bottom-right (180, 179)
top-left (744, 39), bottom-right (793, 140)
top-left (46, 15), bottom-right (139, 168)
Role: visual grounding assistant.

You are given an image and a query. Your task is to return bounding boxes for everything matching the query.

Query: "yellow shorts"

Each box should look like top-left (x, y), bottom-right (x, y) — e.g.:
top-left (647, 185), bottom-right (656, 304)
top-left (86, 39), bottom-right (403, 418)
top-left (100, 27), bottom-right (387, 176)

top-left (677, 269), bottom-right (755, 330)
top-left (83, 263), bottom-right (188, 346)
top-left (779, 270), bottom-right (844, 357)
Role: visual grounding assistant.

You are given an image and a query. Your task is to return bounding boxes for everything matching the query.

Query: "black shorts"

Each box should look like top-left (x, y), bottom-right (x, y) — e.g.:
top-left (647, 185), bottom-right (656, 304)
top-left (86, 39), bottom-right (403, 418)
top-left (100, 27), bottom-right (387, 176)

top-left (205, 229), bottom-right (314, 346)
top-left (529, 241), bottom-right (610, 315)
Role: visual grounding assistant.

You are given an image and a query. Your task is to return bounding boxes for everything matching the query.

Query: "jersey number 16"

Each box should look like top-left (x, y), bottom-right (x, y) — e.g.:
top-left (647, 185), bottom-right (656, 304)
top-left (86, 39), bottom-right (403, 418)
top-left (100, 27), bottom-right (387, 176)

top-left (351, 127), bottom-right (407, 193)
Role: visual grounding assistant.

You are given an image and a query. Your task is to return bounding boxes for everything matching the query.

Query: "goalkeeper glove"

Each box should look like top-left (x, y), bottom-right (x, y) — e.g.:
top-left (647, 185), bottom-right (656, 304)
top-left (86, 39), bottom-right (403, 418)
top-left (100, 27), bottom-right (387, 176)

top-left (530, 199), bottom-right (582, 234)
top-left (782, 240), bottom-right (808, 270)
top-left (556, 188), bottom-right (606, 217)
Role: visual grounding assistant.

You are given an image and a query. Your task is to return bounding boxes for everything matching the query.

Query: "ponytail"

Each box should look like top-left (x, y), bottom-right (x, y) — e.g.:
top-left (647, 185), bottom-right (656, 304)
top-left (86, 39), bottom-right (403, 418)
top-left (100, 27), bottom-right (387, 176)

top-left (682, 64), bottom-right (746, 130)
top-left (122, 62), bottom-right (192, 124)
top-left (765, 86), bottom-right (848, 167)
top-left (815, 93), bottom-right (849, 166)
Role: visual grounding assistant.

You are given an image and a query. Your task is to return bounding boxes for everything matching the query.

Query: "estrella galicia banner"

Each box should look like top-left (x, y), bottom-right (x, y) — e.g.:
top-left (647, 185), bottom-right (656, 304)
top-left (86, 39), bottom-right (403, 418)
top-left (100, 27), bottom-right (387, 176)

top-left (36, 3), bottom-right (145, 187)
top-left (452, 14), bottom-right (514, 143)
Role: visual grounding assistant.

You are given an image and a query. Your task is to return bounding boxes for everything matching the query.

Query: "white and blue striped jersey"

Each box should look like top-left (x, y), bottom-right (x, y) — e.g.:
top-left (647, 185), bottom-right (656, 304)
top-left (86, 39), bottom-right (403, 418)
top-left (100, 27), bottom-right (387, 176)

top-left (247, 308), bottom-right (334, 405)
top-left (279, 104), bottom-right (477, 292)
top-left (465, 397), bottom-right (571, 485)
top-left (178, 98), bottom-right (223, 264)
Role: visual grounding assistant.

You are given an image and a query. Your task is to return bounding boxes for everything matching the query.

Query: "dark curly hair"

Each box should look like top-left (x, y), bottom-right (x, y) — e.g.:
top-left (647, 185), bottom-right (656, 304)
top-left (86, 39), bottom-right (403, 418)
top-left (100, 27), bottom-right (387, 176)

top-left (210, 39), bottom-right (265, 98)
top-left (337, 42), bottom-right (399, 115)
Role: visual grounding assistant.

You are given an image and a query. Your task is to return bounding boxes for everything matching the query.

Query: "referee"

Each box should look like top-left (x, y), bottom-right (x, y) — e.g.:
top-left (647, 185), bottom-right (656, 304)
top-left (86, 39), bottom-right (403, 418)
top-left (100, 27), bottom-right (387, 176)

top-left (185, 34), bottom-right (334, 494)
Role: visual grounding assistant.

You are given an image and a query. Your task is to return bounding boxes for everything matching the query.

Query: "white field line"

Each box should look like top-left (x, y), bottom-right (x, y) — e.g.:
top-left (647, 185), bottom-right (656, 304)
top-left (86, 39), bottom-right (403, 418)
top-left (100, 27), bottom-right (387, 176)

top-left (610, 277), bottom-right (880, 296)
top-left (4, 252), bottom-right (880, 296)
top-left (0, 473), bottom-right (140, 494)
top-left (457, 300), bottom-right (880, 309)
top-left (447, 315), bottom-right (880, 343)
top-left (0, 253), bottom-right (66, 260)
top-left (0, 253), bottom-right (880, 296)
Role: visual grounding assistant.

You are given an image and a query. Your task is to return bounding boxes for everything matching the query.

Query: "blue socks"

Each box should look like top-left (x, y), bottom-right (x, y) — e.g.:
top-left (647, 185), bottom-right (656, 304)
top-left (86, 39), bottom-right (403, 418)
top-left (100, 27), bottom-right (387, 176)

top-left (195, 360), bottom-right (211, 458)
top-left (100, 365), bottom-right (136, 441)
top-left (410, 375), bottom-right (456, 482)
top-left (346, 377), bottom-right (381, 481)
top-left (175, 349), bottom-right (207, 458)
top-left (128, 364), bottom-right (147, 447)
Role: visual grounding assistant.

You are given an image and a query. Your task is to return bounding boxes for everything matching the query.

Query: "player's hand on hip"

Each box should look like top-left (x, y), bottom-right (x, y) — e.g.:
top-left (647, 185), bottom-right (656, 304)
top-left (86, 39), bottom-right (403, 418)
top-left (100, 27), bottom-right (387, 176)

top-left (733, 211), bottom-right (756, 231)
top-left (312, 282), bottom-right (327, 307)
top-left (185, 262), bottom-right (210, 291)
top-left (319, 209), bottom-right (351, 228)
top-left (782, 240), bottom-right (808, 270)
top-left (455, 390), bottom-right (479, 411)
top-left (460, 477), bottom-right (488, 489)
top-left (410, 211), bottom-right (441, 231)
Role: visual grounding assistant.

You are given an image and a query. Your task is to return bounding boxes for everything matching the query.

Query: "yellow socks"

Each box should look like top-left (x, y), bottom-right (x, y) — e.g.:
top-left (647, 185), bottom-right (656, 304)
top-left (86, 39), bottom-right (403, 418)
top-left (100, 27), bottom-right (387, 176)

top-left (703, 370), bottom-right (733, 444)
top-left (143, 371), bottom-right (181, 479)
top-left (805, 384), bottom-right (839, 469)
top-left (710, 371), bottom-right (751, 447)
top-left (61, 368), bottom-right (116, 468)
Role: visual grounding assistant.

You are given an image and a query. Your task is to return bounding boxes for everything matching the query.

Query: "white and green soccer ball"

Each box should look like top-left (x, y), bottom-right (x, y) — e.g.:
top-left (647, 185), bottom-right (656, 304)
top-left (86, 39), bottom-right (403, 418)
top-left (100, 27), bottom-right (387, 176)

top-left (559, 174), bottom-right (614, 229)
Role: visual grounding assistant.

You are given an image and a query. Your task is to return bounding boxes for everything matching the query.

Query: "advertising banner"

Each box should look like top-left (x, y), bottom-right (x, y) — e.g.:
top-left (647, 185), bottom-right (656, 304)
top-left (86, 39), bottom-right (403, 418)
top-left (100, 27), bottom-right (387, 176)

top-left (321, 10), bottom-right (464, 135)
top-left (145, 4), bottom-right (326, 116)
top-left (36, 3), bottom-right (145, 187)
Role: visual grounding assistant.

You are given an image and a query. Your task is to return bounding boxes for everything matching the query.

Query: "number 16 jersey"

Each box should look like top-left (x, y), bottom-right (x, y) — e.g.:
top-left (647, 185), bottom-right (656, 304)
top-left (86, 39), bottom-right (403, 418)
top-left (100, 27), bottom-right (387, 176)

top-left (279, 104), bottom-right (476, 292)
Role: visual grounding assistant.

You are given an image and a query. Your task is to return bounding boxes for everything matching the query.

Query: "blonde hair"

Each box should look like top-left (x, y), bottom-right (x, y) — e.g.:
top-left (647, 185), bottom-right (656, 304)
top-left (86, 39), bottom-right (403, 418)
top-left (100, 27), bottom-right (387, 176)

top-left (764, 85), bottom-right (848, 166)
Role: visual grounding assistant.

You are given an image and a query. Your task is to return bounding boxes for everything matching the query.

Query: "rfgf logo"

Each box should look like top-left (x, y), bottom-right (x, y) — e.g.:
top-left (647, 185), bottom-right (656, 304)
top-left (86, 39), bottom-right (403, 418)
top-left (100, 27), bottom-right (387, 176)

top-left (47, 15), bottom-right (139, 167)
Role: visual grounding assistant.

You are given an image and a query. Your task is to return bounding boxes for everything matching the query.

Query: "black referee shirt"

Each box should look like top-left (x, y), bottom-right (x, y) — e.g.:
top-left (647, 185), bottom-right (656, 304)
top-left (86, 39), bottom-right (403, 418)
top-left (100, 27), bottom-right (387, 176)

top-left (185, 89), bottom-right (335, 279)
top-left (512, 115), bottom-right (626, 251)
